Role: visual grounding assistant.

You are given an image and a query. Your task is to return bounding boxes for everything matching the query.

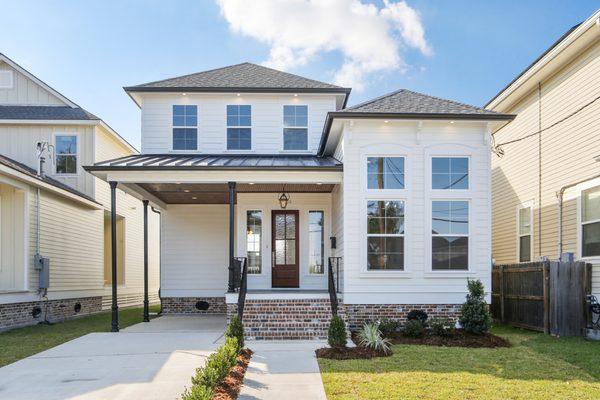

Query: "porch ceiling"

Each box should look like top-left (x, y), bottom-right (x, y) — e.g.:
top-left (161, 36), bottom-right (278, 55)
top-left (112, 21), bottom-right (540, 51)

top-left (138, 182), bottom-right (335, 204)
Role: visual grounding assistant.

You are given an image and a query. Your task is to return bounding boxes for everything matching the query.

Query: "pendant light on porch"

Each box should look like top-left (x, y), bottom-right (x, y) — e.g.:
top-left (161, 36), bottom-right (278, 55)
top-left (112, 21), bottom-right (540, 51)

top-left (278, 185), bottom-right (290, 209)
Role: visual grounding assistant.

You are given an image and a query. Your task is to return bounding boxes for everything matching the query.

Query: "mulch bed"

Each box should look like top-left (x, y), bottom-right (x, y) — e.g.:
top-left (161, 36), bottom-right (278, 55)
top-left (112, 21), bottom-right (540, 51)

top-left (316, 346), bottom-right (391, 360)
top-left (386, 330), bottom-right (512, 348)
top-left (212, 349), bottom-right (253, 400)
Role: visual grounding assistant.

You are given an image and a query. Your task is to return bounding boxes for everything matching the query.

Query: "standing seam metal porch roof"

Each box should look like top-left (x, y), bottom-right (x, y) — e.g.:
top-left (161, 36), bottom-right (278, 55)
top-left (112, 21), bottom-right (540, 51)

top-left (85, 154), bottom-right (343, 171)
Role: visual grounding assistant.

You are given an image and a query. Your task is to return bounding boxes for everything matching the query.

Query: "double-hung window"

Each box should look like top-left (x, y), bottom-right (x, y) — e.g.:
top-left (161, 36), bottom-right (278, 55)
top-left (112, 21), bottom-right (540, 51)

top-left (227, 105), bottom-right (251, 150)
top-left (246, 210), bottom-right (262, 274)
top-left (518, 205), bottom-right (532, 262)
top-left (432, 201), bottom-right (469, 270)
top-left (283, 105), bottom-right (308, 150)
top-left (367, 200), bottom-right (405, 270)
top-left (367, 157), bottom-right (405, 189)
top-left (582, 186), bottom-right (600, 257)
top-left (432, 157), bottom-right (469, 190)
top-left (172, 105), bottom-right (197, 150)
top-left (55, 135), bottom-right (77, 174)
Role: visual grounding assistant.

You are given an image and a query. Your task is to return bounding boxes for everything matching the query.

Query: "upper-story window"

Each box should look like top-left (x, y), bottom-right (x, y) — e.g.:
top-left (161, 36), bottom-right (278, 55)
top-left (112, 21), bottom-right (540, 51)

top-left (283, 105), bottom-right (308, 150)
top-left (227, 105), bottom-right (251, 150)
top-left (582, 186), bottom-right (600, 257)
top-left (55, 135), bottom-right (77, 174)
top-left (367, 157), bottom-right (405, 189)
top-left (172, 105), bottom-right (197, 150)
top-left (432, 157), bottom-right (469, 189)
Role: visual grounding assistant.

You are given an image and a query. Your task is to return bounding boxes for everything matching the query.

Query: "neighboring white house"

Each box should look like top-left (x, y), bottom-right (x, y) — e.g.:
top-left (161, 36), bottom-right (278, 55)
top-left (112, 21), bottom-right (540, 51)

top-left (0, 53), bottom-right (160, 330)
top-left (87, 63), bottom-right (514, 338)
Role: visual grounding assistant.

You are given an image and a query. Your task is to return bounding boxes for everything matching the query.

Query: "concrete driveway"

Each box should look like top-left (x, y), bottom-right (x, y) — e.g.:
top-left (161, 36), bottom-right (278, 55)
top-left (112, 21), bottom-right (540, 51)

top-left (0, 315), bottom-right (226, 400)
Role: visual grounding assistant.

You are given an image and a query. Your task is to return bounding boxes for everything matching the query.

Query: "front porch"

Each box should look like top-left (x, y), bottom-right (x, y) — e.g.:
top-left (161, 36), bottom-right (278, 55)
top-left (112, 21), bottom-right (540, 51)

top-left (85, 154), bottom-right (344, 335)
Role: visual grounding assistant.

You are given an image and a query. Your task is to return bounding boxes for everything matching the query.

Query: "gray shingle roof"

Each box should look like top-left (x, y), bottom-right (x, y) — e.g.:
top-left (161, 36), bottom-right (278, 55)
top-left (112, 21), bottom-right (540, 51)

top-left (125, 62), bottom-right (349, 92)
top-left (338, 89), bottom-right (508, 117)
top-left (0, 105), bottom-right (99, 120)
top-left (0, 154), bottom-right (97, 203)
top-left (86, 154), bottom-right (342, 170)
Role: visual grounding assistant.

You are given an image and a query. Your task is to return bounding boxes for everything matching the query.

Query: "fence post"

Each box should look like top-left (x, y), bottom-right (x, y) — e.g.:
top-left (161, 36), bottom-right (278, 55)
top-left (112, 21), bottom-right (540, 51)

top-left (499, 265), bottom-right (505, 323)
top-left (542, 262), bottom-right (549, 334)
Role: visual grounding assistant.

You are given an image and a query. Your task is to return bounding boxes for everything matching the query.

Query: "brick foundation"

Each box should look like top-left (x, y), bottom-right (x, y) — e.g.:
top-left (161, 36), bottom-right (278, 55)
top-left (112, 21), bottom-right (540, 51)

top-left (230, 298), bottom-right (334, 340)
top-left (161, 297), bottom-right (226, 314)
top-left (0, 296), bottom-right (103, 331)
top-left (341, 303), bottom-right (461, 331)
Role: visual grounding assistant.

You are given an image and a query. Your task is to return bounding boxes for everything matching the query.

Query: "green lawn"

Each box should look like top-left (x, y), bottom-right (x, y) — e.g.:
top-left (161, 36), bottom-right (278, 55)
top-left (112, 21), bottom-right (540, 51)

top-left (319, 325), bottom-right (600, 400)
top-left (0, 304), bottom-right (160, 368)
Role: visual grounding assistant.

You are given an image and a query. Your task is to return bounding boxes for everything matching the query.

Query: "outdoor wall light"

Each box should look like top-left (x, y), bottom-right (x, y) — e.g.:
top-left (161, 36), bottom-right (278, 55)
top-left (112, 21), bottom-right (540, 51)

top-left (278, 192), bottom-right (290, 209)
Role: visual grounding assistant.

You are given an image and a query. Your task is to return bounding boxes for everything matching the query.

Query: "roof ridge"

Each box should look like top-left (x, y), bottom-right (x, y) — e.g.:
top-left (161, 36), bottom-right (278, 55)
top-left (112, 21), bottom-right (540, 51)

top-left (127, 62), bottom-right (253, 88)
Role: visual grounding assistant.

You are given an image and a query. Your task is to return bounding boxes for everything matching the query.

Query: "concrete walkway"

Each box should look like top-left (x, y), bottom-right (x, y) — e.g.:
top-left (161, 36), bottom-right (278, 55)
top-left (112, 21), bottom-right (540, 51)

top-left (240, 340), bottom-right (327, 400)
top-left (0, 315), bottom-right (226, 400)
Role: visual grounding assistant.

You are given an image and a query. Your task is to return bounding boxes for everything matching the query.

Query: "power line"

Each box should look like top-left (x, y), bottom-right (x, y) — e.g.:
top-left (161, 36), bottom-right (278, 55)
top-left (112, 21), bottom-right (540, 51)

top-left (493, 93), bottom-right (600, 156)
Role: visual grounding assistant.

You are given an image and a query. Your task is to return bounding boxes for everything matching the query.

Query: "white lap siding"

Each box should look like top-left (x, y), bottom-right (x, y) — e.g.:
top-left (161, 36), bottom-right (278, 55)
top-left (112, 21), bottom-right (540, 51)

top-left (161, 205), bottom-right (229, 297)
top-left (341, 120), bottom-right (492, 304)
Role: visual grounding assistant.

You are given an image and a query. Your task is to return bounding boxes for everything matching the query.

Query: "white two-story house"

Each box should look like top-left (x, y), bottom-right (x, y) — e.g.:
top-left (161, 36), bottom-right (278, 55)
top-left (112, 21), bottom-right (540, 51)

top-left (0, 53), bottom-right (160, 330)
top-left (87, 63), bottom-right (514, 338)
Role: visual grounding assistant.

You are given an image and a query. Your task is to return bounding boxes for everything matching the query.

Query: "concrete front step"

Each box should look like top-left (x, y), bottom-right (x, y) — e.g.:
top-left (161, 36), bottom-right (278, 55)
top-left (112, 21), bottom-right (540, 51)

top-left (240, 298), bottom-right (334, 340)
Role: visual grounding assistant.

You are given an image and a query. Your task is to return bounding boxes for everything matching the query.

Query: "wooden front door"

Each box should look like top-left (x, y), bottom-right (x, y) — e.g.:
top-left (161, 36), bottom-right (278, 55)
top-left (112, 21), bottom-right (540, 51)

top-left (272, 210), bottom-right (299, 288)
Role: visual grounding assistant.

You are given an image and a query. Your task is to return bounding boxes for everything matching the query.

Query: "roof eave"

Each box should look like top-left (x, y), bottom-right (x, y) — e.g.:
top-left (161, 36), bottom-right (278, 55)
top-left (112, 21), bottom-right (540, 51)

top-left (123, 86), bottom-right (351, 94)
top-left (84, 165), bottom-right (343, 172)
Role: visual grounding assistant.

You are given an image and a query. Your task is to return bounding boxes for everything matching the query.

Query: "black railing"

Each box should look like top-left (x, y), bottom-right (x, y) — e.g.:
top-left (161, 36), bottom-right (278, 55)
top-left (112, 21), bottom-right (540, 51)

top-left (328, 257), bottom-right (342, 316)
top-left (232, 257), bottom-right (248, 318)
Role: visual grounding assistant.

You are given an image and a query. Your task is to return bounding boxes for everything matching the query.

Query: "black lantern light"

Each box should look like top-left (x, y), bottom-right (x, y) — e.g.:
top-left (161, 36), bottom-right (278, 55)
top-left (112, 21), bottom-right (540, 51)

top-left (278, 184), bottom-right (290, 209)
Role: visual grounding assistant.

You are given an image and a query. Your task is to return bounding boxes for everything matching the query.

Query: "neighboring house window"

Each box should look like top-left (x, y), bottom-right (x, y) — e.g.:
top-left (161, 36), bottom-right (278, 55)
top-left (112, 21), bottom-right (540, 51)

top-left (309, 211), bottom-right (324, 274)
top-left (367, 157), bottom-right (405, 189)
top-left (432, 157), bottom-right (469, 189)
top-left (55, 135), bottom-right (77, 174)
top-left (172, 105), bottom-right (197, 150)
top-left (367, 200), bottom-right (404, 270)
top-left (432, 200), bottom-right (469, 270)
top-left (283, 105), bottom-right (308, 150)
top-left (227, 105), bottom-right (251, 150)
top-left (518, 205), bottom-right (532, 262)
top-left (246, 210), bottom-right (262, 274)
top-left (582, 186), bottom-right (600, 257)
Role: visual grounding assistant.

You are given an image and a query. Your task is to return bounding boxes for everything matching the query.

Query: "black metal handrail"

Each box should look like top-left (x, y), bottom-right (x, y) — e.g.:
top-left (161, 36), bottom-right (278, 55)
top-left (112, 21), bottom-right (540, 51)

top-left (235, 257), bottom-right (248, 318)
top-left (328, 257), bottom-right (342, 316)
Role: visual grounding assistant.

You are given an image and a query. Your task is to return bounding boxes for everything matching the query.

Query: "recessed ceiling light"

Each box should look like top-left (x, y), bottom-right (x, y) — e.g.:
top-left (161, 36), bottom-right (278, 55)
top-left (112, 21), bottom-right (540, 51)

top-left (183, 189), bottom-right (190, 193)
top-left (192, 196), bottom-right (197, 200)
top-left (294, 93), bottom-right (298, 97)
top-left (384, 120), bottom-right (389, 123)
top-left (236, 93), bottom-right (241, 97)
top-left (248, 182), bottom-right (255, 185)
top-left (182, 93), bottom-right (186, 96)
top-left (316, 182), bottom-right (323, 185)
top-left (450, 121), bottom-right (454, 124)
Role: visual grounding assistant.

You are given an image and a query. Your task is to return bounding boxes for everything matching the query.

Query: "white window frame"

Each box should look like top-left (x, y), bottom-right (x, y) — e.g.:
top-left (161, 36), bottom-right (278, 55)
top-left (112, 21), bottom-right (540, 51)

top-left (171, 104), bottom-right (198, 152)
top-left (431, 155), bottom-right (471, 191)
top-left (226, 104), bottom-right (252, 151)
top-left (366, 156), bottom-right (406, 190)
top-left (425, 147), bottom-right (475, 275)
top-left (53, 133), bottom-right (79, 176)
top-left (516, 201), bottom-right (534, 263)
top-left (281, 104), bottom-right (309, 152)
top-left (429, 199), bottom-right (471, 272)
top-left (360, 147), bottom-right (411, 277)
top-left (308, 210), bottom-right (325, 275)
top-left (245, 209), bottom-right (263, 274)
top-left (0, 70), bottom-right (14, 89)
top-left (579, 185), bottom-right (600, 260)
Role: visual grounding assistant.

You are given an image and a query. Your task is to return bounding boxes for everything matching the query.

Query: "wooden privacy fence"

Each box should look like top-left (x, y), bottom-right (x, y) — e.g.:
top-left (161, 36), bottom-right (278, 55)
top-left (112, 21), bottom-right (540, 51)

top-left (491, 261), bottom-right (592, 336)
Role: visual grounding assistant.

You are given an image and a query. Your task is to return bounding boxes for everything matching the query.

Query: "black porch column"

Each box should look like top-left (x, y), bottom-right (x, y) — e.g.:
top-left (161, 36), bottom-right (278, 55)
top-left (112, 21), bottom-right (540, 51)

top-left (142, 200), bottom-right (150, 322)
top-left (109, 181), bottom-right (119, 332)
top-left (227, 181), bottom-right (236, 293)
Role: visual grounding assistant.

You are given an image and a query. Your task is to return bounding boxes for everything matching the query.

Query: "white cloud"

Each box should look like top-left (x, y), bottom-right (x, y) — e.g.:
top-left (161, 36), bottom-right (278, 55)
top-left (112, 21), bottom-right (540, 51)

top-left (216, 0), bottom-right (431, 90)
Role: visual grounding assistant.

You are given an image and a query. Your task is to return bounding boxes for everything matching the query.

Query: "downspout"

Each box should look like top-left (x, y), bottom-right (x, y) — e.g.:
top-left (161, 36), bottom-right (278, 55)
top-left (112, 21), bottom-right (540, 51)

top-left (537, 82), bottom-right (543, 258)
top-left (556, 173), bottom-right (600, 257)
top-left (151, 206), bottom-right (163, 315)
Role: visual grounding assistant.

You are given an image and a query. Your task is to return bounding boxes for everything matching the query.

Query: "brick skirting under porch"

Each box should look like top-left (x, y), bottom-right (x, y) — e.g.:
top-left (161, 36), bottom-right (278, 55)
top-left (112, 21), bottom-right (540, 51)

top-left (342, 303), bottom-right (462, 331)
top-left (161, 296), bottom-right (226, 314)
top-left (0, 296), bottom-right (103, 331)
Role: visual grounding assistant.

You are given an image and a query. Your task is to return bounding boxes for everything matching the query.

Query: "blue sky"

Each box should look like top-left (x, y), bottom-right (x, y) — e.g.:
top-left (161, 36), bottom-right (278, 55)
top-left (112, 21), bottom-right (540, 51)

top-left (1, 1), bottom-right (597, 150)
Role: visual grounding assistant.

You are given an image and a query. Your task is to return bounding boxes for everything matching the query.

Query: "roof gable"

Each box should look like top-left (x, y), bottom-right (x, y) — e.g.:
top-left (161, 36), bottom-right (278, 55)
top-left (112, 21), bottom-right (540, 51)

top-left (125, 62), bottom-right (350, 92)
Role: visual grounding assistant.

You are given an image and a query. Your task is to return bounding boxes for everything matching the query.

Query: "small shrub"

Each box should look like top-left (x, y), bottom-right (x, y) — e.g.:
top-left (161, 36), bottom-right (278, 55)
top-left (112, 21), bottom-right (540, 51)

top-left (226, 315), bottom-right (245, 348)
top-left (429, 318), bottom-right (456, 337)
top-left (459, 279), bottom-right (492, 335)
top-left (182, 336), bottom-right (240, 400)
top-left (406, 309), bottom-right (428, 324)
top-left (377, 319), bottom-right (401, 338)
top-left (403, 319), bottom-right (425, 338)
top-left (328, 315), bottom-right (347, 348)
top-left (357, 322), bottom-right (391, 354)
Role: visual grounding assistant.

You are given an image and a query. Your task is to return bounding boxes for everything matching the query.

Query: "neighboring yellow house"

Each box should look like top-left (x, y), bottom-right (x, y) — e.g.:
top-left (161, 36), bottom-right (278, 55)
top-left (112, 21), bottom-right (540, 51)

top-left (0, 53), bottom-right (160, 330)
top-left (488, 10), bottom-right (600, 298)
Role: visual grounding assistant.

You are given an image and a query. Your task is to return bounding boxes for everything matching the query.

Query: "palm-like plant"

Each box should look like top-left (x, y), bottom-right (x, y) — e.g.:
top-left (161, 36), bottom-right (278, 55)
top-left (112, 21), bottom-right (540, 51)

top-left (357, 323), bottom-right (391, 354)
